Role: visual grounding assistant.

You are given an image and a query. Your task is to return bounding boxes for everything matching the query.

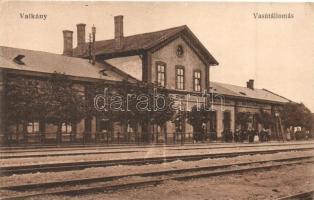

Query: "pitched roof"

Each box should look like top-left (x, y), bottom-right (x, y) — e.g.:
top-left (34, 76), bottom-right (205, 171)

top-left (0, 47), bottom-right (288, 104)
top-left (0, 46), bottom-right (138, 82)
top-left (210, 81), bottom-right (290, 104)
top-left (73, 25), bottom-right (218, 65)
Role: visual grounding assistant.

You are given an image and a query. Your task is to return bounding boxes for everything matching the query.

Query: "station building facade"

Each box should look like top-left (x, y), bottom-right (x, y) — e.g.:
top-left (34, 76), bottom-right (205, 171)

top-left (0, 16), bottom-right (290, 145)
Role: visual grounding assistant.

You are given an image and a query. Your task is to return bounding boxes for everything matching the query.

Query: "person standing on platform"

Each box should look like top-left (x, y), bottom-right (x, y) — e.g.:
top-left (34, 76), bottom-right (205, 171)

top-left (286, 128), bottom-right (291, 141)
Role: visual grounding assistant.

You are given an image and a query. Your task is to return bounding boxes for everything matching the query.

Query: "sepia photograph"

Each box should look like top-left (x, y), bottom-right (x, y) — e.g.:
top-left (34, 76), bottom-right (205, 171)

top-left (0, 1), bottom-right (314, 200)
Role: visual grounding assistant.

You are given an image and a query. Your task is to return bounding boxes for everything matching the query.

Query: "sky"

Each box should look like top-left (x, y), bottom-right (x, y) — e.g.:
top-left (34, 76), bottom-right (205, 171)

top-left (0, 1), bottom-right (313, 111)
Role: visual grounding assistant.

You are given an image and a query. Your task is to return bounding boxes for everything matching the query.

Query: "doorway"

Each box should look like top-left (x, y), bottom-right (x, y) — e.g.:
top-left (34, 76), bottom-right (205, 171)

top-left (209, 111), bottom-right (217, 140)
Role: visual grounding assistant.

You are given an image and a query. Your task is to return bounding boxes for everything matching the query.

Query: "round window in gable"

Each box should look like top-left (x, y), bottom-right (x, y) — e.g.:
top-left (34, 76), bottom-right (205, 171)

top-left (176, 45), bottom-right (184, 57)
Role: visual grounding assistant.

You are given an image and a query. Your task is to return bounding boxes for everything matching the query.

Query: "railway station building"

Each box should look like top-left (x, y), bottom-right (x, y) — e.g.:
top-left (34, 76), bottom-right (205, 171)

top-left (0, 16), bottom-right (290, 145)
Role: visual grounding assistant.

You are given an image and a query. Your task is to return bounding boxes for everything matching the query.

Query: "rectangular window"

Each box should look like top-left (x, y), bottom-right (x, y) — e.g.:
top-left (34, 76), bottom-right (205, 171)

top-left (27, 121), bottom-right (40, 133)
top-left (194, 71), bottom-right (201, 92)
top-left (62, 123), bottom-right (72, 133)
top-left (176, 66), bottom-right (185, 90)
top-left (156, 62), bottom-right (166, 87)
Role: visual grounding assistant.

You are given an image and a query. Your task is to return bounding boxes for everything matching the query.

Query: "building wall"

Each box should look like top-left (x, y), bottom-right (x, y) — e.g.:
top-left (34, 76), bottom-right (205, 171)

top-left (235, 101), bottom-right (274, 132)
top-left (206, 102), bottom-right (235, 138)
top-left (151, 37), bottom-right (207, 91)
top-left (106, 56), bottom-right (142, 81)
top-left (3, 74), bottom-right (90, 143)
top-left (2, 69), bottom-right (285, 145)
top-left (162, 94), bottom-right (238, 140)
top-left (76, 119), bottom-right (85, 137)
top-left (161, 94), bottom-right (236, 140)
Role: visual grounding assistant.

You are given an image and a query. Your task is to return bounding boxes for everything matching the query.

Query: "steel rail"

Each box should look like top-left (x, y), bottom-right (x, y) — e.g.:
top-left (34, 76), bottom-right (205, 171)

top-left (0, 150), bottom-right (141, 159)
top-left (1, 147), bottom-right (314, 176)
top-left (1, 158), bottom-right (313, 200)
top-left (2, 143), bottom-right (314, 159)
top-left (1, 142), bottom-right (314, 154)
top-left (1, 155), bottom-right (313, 191)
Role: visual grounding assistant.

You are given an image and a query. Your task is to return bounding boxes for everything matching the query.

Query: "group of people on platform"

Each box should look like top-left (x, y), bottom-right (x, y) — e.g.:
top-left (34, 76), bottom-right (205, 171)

top-left (222, 128), bottom-right (271, 143)
top-left (221, 127), bottom-right (312, 143)
top-left (285, 127), bottom-right (311, 141)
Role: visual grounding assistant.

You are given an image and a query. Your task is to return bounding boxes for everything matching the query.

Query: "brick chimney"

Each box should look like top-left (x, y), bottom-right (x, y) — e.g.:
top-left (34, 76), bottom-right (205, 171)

top-left (76, 23), bottom-right (86, 54)
top-left (114, 15), bottom-right (124, 49)
top-left (246, 79), bottom-right (254, 90)
top-left (63, 30), bottom-right (73, 56)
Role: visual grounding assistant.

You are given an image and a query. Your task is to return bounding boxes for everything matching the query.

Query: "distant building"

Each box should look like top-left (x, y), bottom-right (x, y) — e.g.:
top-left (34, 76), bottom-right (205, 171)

top-left (0, 16), bottom-right (290, 145)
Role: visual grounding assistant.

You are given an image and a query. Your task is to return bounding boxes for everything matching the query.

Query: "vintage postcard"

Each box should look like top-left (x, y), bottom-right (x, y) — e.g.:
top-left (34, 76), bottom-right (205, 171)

top-left (0, 1), bottom-right (313, 200)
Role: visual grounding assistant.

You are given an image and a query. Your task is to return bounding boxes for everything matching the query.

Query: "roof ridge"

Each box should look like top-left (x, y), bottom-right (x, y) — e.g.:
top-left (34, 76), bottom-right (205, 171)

top-left (0, 46), bottom-right (137, 82)
top-left (211, 81), bottom-right (252, 89)
top-left (0, 45), bottom-right (61, 56)
top-left (143, 25), bottom-right (187, 49)
top-left (124, 25), bottom-right (186, 39)
top-left (262, 88), bottom-right (293, 102)
top-left (90, 25), bottom-right (187, 45)
top-left (211, 81), bottom-right (289, 103)
top-left (212, 81), bottom-right (267, 91)
top-left (0, 46), bottom-right (98, 63)
top-left (74, 24), bottom-right (217, 66)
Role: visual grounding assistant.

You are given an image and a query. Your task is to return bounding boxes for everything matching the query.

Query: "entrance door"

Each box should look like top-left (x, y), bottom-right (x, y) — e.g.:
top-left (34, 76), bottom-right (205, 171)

top-left (223, 111), bottom-right (231, 131)
top-left (174, 112), bottom-right (186, 143)
top-left (98, 119), bottom-right (109, 133)
top-left (209, 111), bottom-right (217, 140)
top-left (61, 123), bottom-right (72, 143)
top-left (223, 111), bottom-right (232, 142)
top-left (97, 118), bottom-right (110, 142)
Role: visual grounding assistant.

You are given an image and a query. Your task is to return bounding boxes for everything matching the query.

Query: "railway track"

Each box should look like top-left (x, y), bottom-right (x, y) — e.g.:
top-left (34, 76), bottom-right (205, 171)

top-left (0, 143), bottom-right (206, 152)
top-left (0, 150), bottom-right (142, 159)
top-left (2, 143), bottom-right (314, 159)
top-left (2, 142), bottom-right (314, 154)
top-left (1, 156), bottom-right (313, 200)
top-left (1, 147), bottom-right (314, 176)
top-left (277, 190), bottom-right (314, 200)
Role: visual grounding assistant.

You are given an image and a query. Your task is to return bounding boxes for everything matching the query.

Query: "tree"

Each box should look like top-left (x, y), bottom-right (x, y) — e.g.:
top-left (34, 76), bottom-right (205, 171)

top-left (280, 102), bottom-right (313, 129)
top-left (93, 81), bottom-right (175, 144)
top-left (236, 112), bottom-right (251, 130)
top-left (45, 73), bottom-right (86, 143)
top-left (187, 104), bottom-right (209, 142)
top-left (5, 77), bottom-right (45, 143)
top-left (255, 109), bottom-right (274, 129)
top-left (113, 81), bottom-right (175, 144)
top-left (149, 88), bottom-right (175, 143)
top-left (109, 81), bottom-right (149, 143)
